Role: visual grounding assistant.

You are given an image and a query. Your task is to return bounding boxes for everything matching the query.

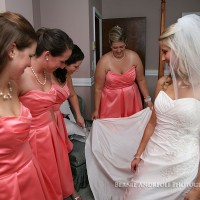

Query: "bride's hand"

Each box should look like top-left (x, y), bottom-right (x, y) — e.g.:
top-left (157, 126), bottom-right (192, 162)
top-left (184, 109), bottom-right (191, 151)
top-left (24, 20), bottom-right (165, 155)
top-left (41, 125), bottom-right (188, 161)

top-left (131, 157), bottom-right (141, 173)
top-left (184, 187), bottom-right (200, 200)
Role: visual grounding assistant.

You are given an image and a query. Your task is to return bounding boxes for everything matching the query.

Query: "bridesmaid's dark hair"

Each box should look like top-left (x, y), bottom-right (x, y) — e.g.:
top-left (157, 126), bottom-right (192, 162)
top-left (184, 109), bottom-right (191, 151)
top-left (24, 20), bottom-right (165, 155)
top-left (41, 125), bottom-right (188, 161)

top-left (36, 27), bottom-right (73, 57)
top-left (66, 44), bottom-right (84, 65)
top-left (53, 44), bottom-right (84, 83)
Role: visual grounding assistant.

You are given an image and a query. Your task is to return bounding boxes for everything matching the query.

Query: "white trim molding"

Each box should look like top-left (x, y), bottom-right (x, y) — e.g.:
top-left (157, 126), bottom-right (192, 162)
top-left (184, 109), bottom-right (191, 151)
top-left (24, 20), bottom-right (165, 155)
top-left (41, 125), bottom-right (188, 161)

top-left (145, 68), bottom-right (170, 76)
top-left (145, 69), bottom-right (158, 76)
top-left (72, 76), bottom-right (94, 87)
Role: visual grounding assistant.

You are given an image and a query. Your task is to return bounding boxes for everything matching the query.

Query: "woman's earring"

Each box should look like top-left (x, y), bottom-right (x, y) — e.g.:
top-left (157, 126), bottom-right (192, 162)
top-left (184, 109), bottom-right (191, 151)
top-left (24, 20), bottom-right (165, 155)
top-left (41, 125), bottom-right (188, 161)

top-left (10, 53), bottom-right (14, 59)
top-left (46, 57), bottom-right (49, 61)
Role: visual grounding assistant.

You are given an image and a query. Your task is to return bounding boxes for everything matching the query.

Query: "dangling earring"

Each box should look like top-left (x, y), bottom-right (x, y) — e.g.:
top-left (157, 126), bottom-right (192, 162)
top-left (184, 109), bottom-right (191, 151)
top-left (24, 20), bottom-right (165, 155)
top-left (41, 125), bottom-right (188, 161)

top-left (10, 53), bottom-right (14, 59)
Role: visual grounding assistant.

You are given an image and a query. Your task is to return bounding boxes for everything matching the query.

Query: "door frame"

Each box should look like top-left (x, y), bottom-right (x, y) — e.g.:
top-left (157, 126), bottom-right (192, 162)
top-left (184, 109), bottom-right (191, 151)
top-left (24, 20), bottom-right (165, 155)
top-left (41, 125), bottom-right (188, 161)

top-left (92, 7), bottom-right (102, 71)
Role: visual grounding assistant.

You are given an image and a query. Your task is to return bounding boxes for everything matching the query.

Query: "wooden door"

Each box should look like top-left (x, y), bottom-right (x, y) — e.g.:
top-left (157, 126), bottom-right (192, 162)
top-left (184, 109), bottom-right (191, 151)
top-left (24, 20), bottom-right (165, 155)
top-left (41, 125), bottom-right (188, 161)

top-left (102, 17), bottom-right (146, 69)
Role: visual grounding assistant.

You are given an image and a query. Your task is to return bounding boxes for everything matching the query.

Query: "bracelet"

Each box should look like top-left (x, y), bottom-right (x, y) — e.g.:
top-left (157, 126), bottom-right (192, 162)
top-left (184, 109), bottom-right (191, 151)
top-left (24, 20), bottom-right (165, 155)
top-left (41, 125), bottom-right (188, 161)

top-left (133, 156), bottom-right (141, 160)
top-left (144, 96), bottom-right (151, 103)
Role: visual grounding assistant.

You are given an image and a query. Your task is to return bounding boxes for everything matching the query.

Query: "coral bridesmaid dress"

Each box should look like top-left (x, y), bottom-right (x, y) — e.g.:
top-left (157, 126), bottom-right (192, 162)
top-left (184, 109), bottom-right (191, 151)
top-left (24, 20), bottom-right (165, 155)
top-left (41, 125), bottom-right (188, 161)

top-left (0, 104), bottom-right (49, 200)
top-left (52, 82), bottom-right (74, 196)
top-left (52, 82), bottom-right (73, 152)
top-left (19, 86), bottom-right (67, 199)
top-left (99, 66), bottom-right (143, 118)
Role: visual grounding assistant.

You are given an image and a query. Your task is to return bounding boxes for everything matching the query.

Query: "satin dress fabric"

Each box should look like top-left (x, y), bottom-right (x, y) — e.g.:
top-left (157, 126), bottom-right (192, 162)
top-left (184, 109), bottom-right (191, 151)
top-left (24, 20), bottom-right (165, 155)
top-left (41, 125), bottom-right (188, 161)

top-left (124, 91), bottom-right (200, 200)
top-left (52, 82), bottom-right (74, 196)
top-left (99, 66), bottom-right (143, 118)
top-left (86, 108), bottom-right (152, 200)
top-left (52, 83), bottom-right (73, 152)
top-left (0, 104), bottom-right (49, 200)
top-left (19, 86), bottom-right (67, 199)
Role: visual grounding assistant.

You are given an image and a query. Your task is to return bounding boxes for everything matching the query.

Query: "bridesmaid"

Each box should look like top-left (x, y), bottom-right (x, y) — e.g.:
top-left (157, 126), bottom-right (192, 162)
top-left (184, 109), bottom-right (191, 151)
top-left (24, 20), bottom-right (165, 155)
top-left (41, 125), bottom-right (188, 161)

top-left (51, 44), bottom-right (85, 200)
top-left (92, 25), bottom-right (152, 119)
top-left (0, 11), bottom-right (49, 200)
top-left (17, 27), bottom-right (74, 200)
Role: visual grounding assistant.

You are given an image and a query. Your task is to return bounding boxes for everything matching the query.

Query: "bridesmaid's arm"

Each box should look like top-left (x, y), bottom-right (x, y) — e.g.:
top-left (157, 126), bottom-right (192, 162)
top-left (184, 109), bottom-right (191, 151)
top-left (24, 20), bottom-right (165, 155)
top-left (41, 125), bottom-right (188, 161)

top-left (134, 52), bottom-right (153, 108)
top-left (67, 75), bottom-right (84, 128)
top-left (91, 58), bottom-right (107, 120)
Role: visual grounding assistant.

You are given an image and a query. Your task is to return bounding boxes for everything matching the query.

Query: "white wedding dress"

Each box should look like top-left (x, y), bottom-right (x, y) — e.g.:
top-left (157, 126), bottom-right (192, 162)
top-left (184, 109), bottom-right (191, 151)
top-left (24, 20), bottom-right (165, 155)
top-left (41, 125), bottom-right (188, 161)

top-left (124, 91), bottom-right (200, 200)
top-left (85, 108), bottom-right (152, 200)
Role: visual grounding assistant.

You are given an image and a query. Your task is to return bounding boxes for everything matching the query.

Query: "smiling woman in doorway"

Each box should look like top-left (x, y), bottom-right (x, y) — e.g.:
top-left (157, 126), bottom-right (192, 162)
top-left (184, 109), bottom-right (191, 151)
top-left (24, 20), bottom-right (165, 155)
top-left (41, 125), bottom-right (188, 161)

top-left (92, 25), bottom-right (152, 119)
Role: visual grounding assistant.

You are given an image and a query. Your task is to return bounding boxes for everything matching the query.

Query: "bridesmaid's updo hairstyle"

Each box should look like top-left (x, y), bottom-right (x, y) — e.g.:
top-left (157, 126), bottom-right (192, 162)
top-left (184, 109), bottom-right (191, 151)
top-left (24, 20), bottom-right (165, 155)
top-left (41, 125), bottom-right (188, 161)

top-left (36, 28), bottom-right (73, 57)
top-left (109, 25), bottom-right (127, 45)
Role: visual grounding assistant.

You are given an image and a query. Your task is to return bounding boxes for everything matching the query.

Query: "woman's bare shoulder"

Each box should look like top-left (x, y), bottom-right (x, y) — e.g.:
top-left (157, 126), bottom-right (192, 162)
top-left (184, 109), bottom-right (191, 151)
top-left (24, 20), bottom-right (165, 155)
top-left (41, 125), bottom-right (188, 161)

top-left (127, 49), bottom-right (139, 57)
top-left (96, 52), bottom-right (112, 70)
top-left (100, 52), bottom-right (112, 62)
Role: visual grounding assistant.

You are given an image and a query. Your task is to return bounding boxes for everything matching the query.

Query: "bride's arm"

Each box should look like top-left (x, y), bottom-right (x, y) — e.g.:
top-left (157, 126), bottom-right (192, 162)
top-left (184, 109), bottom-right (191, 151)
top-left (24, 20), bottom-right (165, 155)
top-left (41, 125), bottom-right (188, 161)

top-left (184, 168), bottom-right (200, 200)
top-left (131, 76), bottom-right (167, 173)
top-left (131, 109), bottom-right (156, 172)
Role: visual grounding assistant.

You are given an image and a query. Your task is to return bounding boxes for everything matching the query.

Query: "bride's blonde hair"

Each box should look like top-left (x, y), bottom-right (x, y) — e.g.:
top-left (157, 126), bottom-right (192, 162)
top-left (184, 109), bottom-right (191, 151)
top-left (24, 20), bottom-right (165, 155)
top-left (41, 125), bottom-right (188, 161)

top-left (159, 23), bottom-right (190, 86)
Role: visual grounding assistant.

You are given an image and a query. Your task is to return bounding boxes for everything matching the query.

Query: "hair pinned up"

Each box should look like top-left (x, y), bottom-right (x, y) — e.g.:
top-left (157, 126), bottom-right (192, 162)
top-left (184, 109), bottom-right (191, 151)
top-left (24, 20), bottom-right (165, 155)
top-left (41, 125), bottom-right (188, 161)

top-left (109, 25), bottom-right (127, 45)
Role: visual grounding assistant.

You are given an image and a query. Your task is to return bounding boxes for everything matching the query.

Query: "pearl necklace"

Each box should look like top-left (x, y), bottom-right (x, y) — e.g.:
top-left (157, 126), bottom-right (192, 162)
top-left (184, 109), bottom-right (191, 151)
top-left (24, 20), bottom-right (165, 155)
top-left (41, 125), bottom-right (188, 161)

top-left (0, 82), bottom-right (13, 100)
top-left (30, 66), bottom-right (46, 86)
top-left (112, 52), bottom-right (126, 62)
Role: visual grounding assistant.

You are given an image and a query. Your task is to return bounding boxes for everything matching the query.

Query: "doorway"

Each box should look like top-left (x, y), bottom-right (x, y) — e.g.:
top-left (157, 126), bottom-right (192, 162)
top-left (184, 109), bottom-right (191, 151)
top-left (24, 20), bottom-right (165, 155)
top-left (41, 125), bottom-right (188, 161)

top-left (102, 17), bottom-right (146, 69)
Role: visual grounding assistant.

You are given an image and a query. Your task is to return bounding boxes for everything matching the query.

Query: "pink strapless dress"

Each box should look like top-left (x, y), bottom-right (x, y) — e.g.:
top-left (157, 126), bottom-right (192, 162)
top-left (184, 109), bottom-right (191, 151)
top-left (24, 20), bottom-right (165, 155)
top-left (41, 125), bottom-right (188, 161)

top-left (99, 66), bottom-right (143, 118)
top-left (52, 83), bottom-right (73, 152)
top-left (52, 83), bottom-right (74, 195)
top-left (0, 104), bottom-right (49, 200)
top-left (19, 87), bottom-right (70, 199)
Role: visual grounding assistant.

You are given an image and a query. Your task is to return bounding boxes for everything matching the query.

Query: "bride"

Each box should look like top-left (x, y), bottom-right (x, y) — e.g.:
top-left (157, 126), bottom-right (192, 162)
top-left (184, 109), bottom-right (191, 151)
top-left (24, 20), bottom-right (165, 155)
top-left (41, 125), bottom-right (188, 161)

top-left (124, 14), bottom-right (200, 200)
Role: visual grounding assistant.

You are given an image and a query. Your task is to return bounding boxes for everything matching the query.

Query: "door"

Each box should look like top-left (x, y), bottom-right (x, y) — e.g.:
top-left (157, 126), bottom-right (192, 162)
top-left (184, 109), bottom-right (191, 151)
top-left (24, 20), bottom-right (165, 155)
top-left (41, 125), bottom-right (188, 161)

top-left (102, 17), bottom-right (146, 69)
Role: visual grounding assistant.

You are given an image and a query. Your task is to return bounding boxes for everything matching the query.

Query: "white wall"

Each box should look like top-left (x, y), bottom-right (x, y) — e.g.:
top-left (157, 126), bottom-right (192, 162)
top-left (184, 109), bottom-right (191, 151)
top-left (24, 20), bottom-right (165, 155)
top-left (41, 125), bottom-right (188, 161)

top-left (3, 0), bottom-right (34, 25)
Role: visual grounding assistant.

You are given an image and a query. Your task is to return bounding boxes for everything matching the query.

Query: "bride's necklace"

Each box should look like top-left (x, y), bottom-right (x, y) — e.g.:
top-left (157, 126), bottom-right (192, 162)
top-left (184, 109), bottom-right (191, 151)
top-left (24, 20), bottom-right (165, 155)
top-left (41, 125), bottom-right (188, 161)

top-left (112, 52), bottom-right (126, 62)
top-left (0, 82), bottom-right (13, 100)
top-left (30, 66), bottom-right (46, 86)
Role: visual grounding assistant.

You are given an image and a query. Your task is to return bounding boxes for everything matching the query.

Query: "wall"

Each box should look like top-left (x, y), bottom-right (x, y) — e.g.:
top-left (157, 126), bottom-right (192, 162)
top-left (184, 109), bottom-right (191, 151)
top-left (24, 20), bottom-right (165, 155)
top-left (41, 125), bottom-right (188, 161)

top-left (102, 0), bottom-right (200, 100)
top-left (3, 0), bottom-right (34, 25)
top-left (0, 0), bottom-right (6, 12)
top-left (32, 0), bottom-right (41, 30)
